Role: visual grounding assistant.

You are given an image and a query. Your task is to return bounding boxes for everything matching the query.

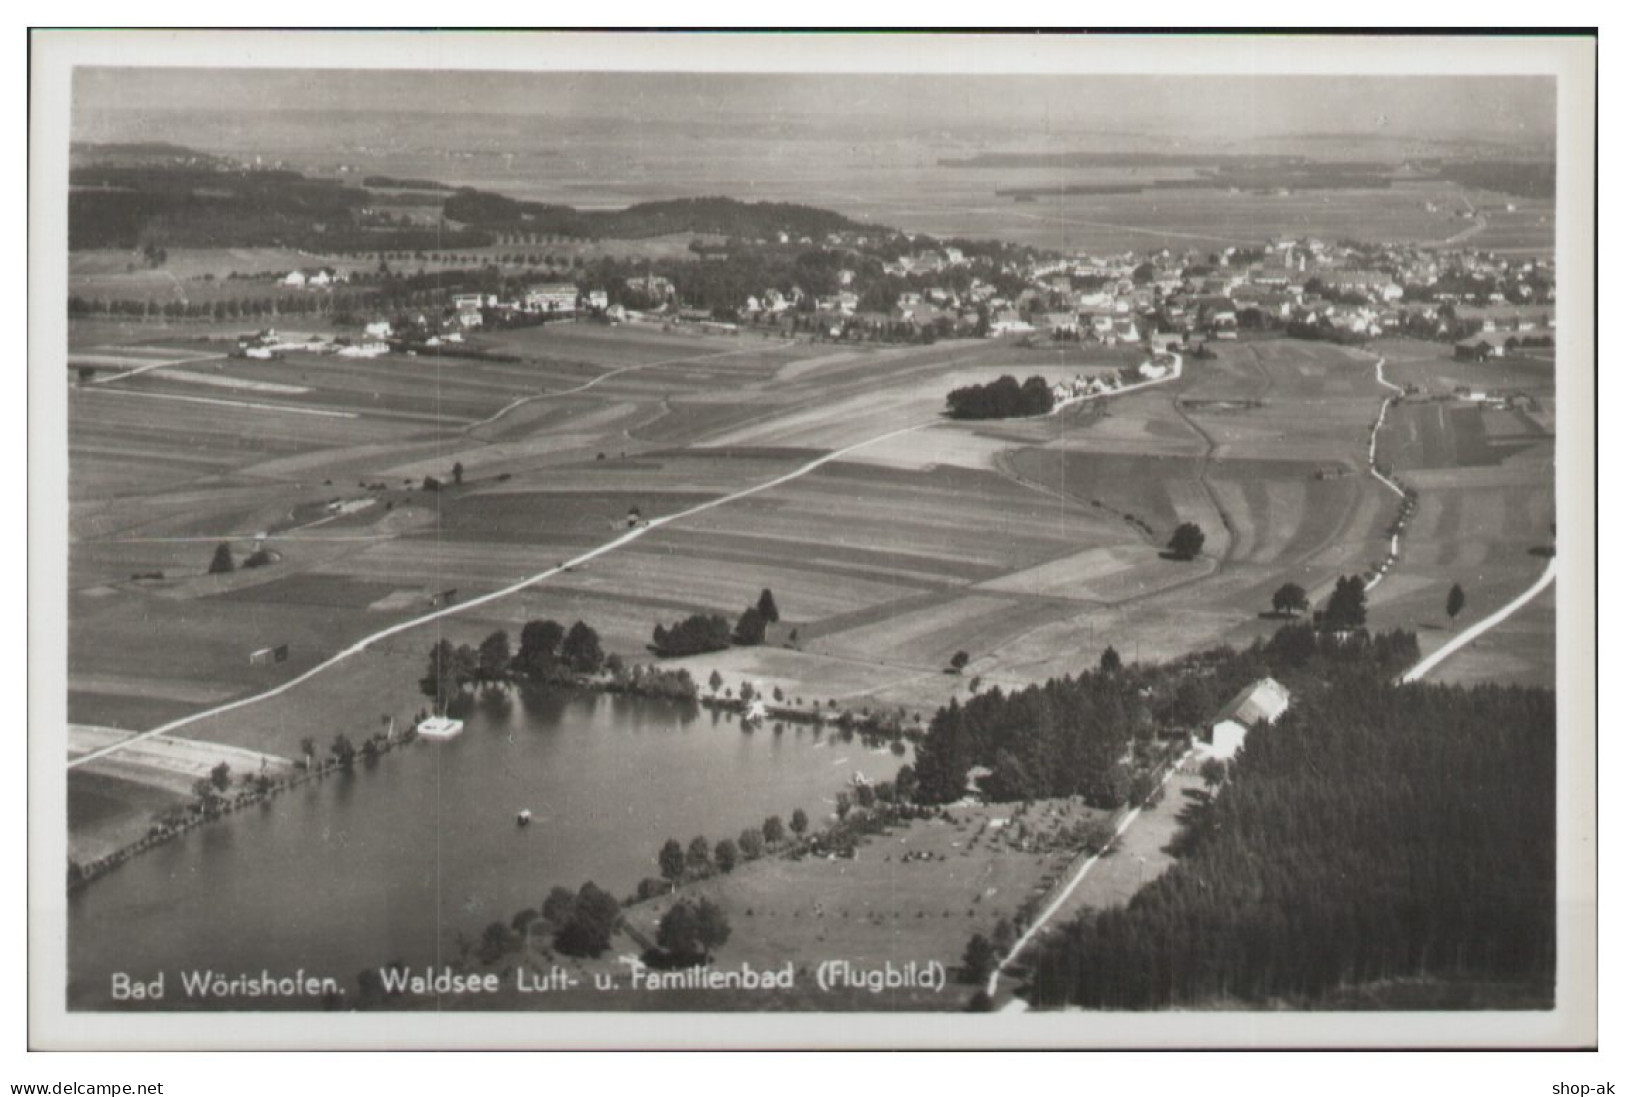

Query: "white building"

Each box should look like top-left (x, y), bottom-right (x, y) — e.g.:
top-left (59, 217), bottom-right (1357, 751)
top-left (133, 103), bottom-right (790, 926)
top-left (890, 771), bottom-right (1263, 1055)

top-left (526, 282), bottom-right (579, 314)
top-left (1208, 677), bottom-right (1291, 760)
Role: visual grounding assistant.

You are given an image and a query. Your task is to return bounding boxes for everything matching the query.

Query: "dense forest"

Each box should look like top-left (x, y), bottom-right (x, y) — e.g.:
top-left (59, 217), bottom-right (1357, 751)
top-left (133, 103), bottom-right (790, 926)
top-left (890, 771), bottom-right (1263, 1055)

top-left (68, 163), bottom-right (491, 252)
top-left (651, 614), bottom-right (734, 658)
top-left (1022, 674), bottom-right (1556, 1009)
top-left (944, 375), bottom-right (1055, 419)
top-left (914, 624), bottom-right (1422, 810)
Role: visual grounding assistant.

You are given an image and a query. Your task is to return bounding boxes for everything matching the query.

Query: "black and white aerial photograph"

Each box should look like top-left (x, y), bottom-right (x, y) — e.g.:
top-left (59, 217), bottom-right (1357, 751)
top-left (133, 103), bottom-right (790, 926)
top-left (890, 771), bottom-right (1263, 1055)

top-left (26, 29), bottom-right (1597, 1054)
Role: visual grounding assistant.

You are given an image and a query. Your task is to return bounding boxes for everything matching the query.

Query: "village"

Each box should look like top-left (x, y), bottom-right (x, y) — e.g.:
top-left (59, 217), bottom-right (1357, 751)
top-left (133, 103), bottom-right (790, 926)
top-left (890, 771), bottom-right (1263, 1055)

top-left (250, 230), bottom-right (1554, 404)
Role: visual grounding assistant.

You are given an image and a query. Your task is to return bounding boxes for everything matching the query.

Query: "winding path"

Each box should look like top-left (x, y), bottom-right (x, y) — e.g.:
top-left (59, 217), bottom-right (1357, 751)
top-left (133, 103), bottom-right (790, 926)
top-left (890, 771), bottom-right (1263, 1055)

top-left (1362, 356), bottom-right (1408, 591)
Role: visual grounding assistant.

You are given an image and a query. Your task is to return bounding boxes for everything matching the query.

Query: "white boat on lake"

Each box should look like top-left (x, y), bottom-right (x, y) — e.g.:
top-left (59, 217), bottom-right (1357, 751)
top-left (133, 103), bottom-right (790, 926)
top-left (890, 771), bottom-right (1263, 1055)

top-left (416, 715), bottom-right (464, 740)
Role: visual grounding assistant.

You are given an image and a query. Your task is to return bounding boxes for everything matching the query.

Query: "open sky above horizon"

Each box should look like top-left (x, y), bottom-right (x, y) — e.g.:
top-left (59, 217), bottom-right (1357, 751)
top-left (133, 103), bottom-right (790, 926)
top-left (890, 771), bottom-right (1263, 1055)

top-left (73, 67), bottom-right (1556, 151)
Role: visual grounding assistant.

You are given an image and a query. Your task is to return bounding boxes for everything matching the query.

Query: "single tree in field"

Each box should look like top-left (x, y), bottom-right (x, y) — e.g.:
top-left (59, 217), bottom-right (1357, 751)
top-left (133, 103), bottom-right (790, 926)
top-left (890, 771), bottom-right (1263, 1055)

top-left (515, 619), bottom-right (565, 678)
top-left (451, 461), bottom-right (464, 486)
top-left (763, 814), bottom-right (786, 845)
top-left (554, 881), bottom-right (619, 958)
top-left (1272, 582), bottom-right (1309, 618)
top-left (1323, 575), bottom-right (1369, 632)
top-left (209, 761), bottom-right (232, 792)
top-left (948, 650), bottom-right (970, 674)
top-left (1446, 582), bottom-right (1466, 627)
top-left (477, 630), bottom-right (511, 683)
top-left (655, 901), bottom-right (698, 959)
top-left (734, 606), bottom-right (768, 646)
top-left (560, 621), bottom-right (604, 674)
top-left (208, 542), bottom-right (235, 574)
top-left (756, 588), bottom-right (780, 623)
top-left (713, 838), bottom-right (739, 873)
top-left (657, 897), bottom-right (732, 961)
top-left (789, 808), bottom-right (809, 838)
top-left (708, 669), bottom-right (724, 695)
top-left (541, 886), bottom-right (577, 928)
top-left (420, 639), bottom-right (463, 709)
top-left (1168, 522), bottom-right (1206, 561)
top-left (692, 897), bottom-right (732, 956)
top-left (1099, 645), bottom-right (1122, 674)
top-left (686, 836), bottom-right (712, 876)
top-left (658, 838), bottom-right (686, 884)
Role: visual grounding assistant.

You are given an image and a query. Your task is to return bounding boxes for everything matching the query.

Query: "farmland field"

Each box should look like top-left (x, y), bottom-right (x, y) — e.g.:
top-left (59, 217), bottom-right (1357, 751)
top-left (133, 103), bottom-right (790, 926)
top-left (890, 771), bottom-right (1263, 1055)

top-left (65, 317), bottom-right (1556, 860)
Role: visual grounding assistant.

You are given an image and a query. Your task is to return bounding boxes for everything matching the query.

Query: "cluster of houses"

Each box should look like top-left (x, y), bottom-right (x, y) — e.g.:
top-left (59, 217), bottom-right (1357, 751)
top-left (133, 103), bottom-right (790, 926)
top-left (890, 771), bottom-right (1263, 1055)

top-left (1046, 356), bottom-right (1175, 405)
top-left (235, 326), bottom-right (396, 360)
top-left (680, 232), bottom-right (1555, 355)
top-left (280, 267), bottom-right (349, 289)
top-left (1450, 304), bottom-right (1557, 359)
top-left (265, 232), bottom-right (1553, 362)
top-left (447, 282), bottom-right (607, 329)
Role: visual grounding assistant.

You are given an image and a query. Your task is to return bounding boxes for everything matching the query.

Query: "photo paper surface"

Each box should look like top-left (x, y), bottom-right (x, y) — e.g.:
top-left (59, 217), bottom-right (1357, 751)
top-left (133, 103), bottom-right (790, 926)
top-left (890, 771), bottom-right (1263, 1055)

top-left (28, 30), bottom-right (1597, 1050)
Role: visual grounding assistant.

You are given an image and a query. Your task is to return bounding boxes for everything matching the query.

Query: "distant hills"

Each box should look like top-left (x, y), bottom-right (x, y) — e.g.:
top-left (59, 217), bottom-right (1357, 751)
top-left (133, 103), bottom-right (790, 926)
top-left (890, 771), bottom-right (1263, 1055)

top-left (442, 189), bottom-right (877, 240)
top-left (945, 148), bottom-right (1556, 200)
top-left (69, 141), bottom-right (231, 170)
top-left (67, 142), bottom-right (884, 251)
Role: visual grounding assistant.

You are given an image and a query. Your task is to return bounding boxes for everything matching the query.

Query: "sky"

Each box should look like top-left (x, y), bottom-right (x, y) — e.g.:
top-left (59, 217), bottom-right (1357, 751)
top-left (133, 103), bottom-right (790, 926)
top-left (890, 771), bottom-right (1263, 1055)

top-left (72, 68), bottom-right (1557, 151)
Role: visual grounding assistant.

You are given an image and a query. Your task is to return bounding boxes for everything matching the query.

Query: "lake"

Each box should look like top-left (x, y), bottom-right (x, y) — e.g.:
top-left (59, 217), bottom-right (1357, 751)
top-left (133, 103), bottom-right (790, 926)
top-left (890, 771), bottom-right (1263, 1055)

top-left (67, 690), bottom-right (903, 1009)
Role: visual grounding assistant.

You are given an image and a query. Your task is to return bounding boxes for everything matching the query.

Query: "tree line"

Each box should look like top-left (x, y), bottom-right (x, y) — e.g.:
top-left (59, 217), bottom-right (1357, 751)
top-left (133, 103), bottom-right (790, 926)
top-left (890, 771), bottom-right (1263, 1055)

top-left (420, 618), bottom-right (604, 711)
top-left (913, 620), bottom-right (1423, 810)
top-left (651, 589), bottom-right (782, 658)
top-left (945, 375), bottom-right (1055, 420)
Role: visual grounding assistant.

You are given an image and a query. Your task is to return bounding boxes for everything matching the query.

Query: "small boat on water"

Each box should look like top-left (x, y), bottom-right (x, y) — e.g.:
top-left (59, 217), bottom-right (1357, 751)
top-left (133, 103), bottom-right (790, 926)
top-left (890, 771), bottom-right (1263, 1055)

top-left (516, 809), bottom-right (533, 827)
top-left (416, 715), bottom-right (464, 740)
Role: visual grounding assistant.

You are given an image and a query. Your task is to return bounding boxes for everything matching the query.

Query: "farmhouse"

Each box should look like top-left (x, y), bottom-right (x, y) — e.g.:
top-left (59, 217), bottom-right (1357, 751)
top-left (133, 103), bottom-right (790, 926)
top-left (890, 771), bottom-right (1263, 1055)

top-left (1454, 332), bottom-right (1519, 360)
top-left (1207, 677), bottom-right (1291, 760)
top-left (451, 293), bottom-right (485, 328)
top-left (526, 282), bottom-right (579, 314)
top-left (627, 274), bottom-right (675, 302)
top-left (1454, 305), bottom-right (1546, 334)
top-left (281, 267), bottom-right (341, 289)
top-left (1149, 330), bottom-right (1184, 354)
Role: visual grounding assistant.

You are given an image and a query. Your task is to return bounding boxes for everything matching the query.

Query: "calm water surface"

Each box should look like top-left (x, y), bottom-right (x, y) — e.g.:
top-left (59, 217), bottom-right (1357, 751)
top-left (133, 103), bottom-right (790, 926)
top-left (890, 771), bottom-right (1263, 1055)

top-left (68, 690), bottom-right (901, 1008)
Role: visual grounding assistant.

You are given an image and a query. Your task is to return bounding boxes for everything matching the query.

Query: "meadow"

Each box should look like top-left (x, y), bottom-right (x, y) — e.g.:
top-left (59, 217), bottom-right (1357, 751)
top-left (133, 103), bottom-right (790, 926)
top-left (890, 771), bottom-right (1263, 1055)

top-left (65, 316), bottom-right (1557, 862)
